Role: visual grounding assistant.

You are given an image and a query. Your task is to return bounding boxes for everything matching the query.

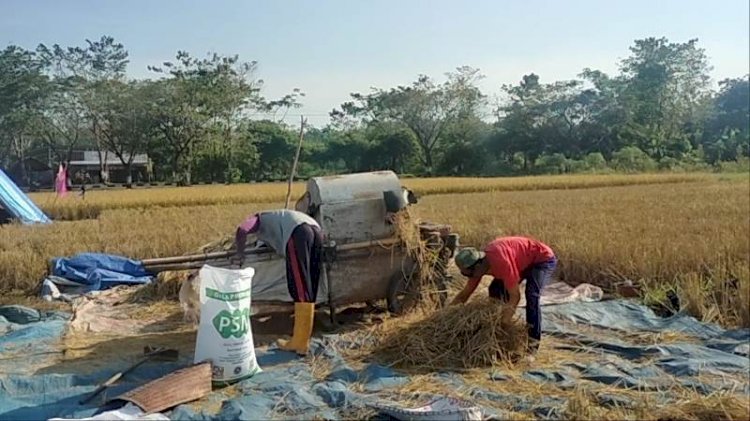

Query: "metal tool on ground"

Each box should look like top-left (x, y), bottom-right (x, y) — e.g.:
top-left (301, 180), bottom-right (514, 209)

top-left (79, 347), bottom-right (179, 405)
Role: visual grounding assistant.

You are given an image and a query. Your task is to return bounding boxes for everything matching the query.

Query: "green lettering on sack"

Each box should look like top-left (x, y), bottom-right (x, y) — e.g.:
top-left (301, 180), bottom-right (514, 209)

top-left (206, 287), bottom-right (252, 302)
top-left (212, 308), bottom-right (251, 338)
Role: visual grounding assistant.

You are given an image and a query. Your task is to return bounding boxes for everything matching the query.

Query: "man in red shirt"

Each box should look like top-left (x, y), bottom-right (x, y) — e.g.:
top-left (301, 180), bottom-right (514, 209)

top-left (451, 236), bottom-right (557, 353)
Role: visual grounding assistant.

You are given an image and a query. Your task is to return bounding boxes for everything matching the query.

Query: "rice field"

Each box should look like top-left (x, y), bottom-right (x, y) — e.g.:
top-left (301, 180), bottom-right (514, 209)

top-left (3, 172), bottom-right (749, 325)
top-left (28, 172), bottom-right (711, 220)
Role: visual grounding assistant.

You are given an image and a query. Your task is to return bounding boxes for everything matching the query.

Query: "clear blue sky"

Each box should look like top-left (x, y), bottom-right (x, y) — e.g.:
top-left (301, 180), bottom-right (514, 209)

top-left (3, 0), bottom-right (749, 126)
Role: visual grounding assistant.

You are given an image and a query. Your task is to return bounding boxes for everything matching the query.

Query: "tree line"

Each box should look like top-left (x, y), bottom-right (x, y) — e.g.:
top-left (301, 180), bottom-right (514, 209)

top-left (1, 36), bottom-right (748, 186)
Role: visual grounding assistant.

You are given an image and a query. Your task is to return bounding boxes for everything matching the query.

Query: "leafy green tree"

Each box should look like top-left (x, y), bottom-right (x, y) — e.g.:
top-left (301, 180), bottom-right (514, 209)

top-left (95, 81), bottom-right (154, 186)
top-left (0, 46), bottom-right (49, 184)
top-left (701, 76), bottom-right (750, 163)
top-left (366, 124), bottom-right (418, 173)
top-left (34, 39), bottom-right (125, 164)
top-left (333, 66), bottom-right (485, 174)
top-left (535, 153), bottom-right (569, 174)
top-left (493, 74), bottom-right (547, 171)
top-left (438, 116), bottom-right (492, 175)
top-left (149, 51), bottom-right (301, 184)
top-left (582, 152), bottom-right (608, 171)
top-left (77, 36), bottom-right (130, 182)
top-left (244, 120), bottom-right (295, 181)
top-left (611, 146), bottom-right (657, 172)
top-left (619, 37), bottom-right (712, 159)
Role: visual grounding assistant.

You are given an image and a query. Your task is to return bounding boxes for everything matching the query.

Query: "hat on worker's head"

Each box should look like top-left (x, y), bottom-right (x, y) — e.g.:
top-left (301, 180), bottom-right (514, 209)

top-left (454, 247), bottom-right (485, 270)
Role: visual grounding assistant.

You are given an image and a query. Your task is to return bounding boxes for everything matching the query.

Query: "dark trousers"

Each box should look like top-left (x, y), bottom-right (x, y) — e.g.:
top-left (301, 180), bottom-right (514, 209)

top-left (285, 224), bottom-right (323, 303)
top-left (488, 257), bottom-right (557, 351)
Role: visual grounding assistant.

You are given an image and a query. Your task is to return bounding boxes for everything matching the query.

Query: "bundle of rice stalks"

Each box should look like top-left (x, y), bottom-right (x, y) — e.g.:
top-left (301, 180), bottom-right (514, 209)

top-left (196, 235), bottom-right (236, 253)
top-left (390, 209), bottom-right (446, 311)
top-left (373, 298), bottom-right (528, 369)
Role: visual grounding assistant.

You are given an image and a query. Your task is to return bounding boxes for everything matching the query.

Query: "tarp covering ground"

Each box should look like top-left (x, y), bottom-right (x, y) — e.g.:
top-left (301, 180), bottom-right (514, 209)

top-left (1, 300), bottom-right (748, 420)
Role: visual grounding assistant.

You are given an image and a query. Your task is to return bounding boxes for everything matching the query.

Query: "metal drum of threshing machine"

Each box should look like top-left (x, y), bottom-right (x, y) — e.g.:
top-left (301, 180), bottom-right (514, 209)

top-left (298, 171), bottom-right (414, 309)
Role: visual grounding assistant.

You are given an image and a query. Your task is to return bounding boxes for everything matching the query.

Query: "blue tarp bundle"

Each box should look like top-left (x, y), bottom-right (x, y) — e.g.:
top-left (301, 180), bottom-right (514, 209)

top-left (0, 168), bottom-right (51, 224)
top-left (45, 253), bottom-right (153, 295)
top-left (1, 300), bottom-right (748, 420)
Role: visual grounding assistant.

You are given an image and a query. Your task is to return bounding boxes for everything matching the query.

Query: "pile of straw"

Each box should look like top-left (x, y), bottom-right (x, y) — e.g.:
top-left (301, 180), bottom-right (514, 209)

top-left (373, 298), bottom-right (528, 369)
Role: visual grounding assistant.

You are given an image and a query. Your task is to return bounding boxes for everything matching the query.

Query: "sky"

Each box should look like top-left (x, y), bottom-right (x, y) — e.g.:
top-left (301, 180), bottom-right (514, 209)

top-left (3, 0), bottom-right (749, 127)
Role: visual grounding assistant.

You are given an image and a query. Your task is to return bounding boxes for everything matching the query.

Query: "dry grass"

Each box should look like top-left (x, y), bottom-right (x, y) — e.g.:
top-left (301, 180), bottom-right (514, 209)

top-left (417, 178), bottom-right (748, 286)
top-left (28, 183), bottom-right (306, 220)
top-left (560, 386), bottom-right (750, 421)
top-left (382, 359), bottom-right (750, 420)
top-left (405, 172), bottom-right (713, 195)
top-left (416, 178), bottom-right (749, 326)
top-left (676, 267), bottom-right (750, 328)
top-left (28, 173), bottom-right (712, 220)
top-left (654, 391), bottom-right (750, 421)
top-left (0, 202), bottom-right (271, 292)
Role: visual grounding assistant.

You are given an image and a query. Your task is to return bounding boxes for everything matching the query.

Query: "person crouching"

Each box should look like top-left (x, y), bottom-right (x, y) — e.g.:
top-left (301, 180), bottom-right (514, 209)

top-left (451, 236), bottom-right (557, 353)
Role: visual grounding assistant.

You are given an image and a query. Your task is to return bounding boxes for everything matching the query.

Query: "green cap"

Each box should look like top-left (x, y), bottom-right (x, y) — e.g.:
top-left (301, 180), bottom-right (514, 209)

top-left (454, 247), bottom-right (485, 270)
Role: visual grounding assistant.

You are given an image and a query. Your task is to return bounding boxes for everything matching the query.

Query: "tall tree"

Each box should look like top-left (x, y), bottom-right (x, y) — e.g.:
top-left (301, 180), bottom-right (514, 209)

top-left (0, 45), bottom-right (49, 184)
top-left (493, 74), bottom-right (547, 170)
top-left (333, 66), bottom-right (485, 174)
top-left (149, 51), bottom-right (299, 184)
top-left (619, 37), bottom-right (712, 159)
top-left (367, 124), bottom-right (418, 174)
top-left (94, 80), bottom-right (153, 186)
top-left (244, 120), bottom-right (295, 180)
top-left (35, 42), bottom-right (93, 163)
top-left (79, 36), bottom-right (130, 182)
top-left (702, 76), bottom-right (750, 162)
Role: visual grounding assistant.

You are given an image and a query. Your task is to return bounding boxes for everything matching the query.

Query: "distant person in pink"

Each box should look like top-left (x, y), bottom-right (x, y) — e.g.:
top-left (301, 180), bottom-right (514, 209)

top-left (55, 163), bottom-right (68, 197)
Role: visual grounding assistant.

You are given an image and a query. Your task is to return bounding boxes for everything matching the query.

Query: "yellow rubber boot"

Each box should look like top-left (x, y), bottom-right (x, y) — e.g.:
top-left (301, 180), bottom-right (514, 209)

top-left (279, 302), bottom-right (315, 355)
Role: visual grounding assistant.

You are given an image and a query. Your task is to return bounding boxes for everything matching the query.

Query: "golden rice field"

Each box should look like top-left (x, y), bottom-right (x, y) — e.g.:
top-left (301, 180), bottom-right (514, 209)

top-left (4, 172), bottom-right (749, 326)
top-left (28, 172), bottom-right (711, 220)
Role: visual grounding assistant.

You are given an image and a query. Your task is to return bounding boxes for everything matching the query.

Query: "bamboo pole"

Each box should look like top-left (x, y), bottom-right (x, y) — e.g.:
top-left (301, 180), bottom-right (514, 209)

top-left (284, 116), bottom-right (306, 209)
top-left (143, 238), bottom-right (401, 273)
top-left (141, 247), bottom-right (272, 266)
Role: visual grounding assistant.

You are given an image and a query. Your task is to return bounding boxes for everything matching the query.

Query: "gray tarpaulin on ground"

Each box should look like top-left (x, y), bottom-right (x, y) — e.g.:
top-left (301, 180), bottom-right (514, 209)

top-left (1, 299), bottom-right (748, 420)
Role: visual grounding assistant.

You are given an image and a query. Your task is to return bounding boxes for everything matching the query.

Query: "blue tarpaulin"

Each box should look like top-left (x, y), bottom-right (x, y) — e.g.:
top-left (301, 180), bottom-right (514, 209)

top-left (0, 168), bottom-right (51, 224)
top-left (1, 300), bottom-right (748, 420)
top-left (46, 253), bottom-right (153, 295)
